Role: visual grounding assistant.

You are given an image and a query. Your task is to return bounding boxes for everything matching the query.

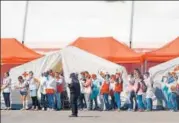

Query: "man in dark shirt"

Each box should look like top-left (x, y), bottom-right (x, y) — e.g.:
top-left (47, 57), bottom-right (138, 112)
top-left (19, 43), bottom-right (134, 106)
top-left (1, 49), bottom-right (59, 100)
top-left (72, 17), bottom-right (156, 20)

top-left (68, 73), bottom-right (81, 117)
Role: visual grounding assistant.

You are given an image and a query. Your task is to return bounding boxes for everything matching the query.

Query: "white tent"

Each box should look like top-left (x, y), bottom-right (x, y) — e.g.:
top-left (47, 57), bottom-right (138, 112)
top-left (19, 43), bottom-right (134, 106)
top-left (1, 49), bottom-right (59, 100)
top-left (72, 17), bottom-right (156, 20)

top-left (149, 57), bottom-right (179, 109)
top-left (4, 46), bottom-right (128, 109)
top-left (149, 57), bottom-right (179, 84)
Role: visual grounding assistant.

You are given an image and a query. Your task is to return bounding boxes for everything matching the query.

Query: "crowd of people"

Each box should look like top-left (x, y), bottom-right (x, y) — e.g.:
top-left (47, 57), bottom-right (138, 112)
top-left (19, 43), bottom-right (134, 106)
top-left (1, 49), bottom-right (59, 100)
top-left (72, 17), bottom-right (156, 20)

top-left (1, 68), bottom-right (179, 115)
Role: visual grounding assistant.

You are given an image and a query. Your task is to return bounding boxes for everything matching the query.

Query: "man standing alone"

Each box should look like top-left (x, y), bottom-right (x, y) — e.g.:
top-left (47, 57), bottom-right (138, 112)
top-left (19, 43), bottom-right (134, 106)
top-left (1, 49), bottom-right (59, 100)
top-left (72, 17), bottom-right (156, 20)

top-left (68, 73), bottom-right (81, 117)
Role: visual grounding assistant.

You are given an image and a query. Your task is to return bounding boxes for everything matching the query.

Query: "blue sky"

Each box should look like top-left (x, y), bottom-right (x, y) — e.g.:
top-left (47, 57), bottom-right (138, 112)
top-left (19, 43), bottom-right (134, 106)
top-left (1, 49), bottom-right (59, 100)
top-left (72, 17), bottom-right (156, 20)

top-left (1, 1), bottom-right (179, 48)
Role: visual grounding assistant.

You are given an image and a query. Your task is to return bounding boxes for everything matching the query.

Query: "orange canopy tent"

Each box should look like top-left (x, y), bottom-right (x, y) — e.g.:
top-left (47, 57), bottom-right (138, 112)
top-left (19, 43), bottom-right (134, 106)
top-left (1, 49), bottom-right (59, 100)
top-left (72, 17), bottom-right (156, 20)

top-left (1, 38), bottom-right (42, 64)
top-left (144, 37), bottom-right (179, 62)
top-left (70, 37), bottom-right (143, 64)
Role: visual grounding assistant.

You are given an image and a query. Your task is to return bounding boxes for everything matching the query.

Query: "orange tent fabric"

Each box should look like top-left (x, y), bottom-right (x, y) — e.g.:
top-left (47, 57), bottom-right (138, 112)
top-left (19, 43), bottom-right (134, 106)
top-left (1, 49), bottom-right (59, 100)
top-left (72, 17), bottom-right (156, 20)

top-left (1, 38), bottom-right (42, 64)
top-left (144, 37), bottom-right (179, 62)
top-left (70, 37), bottom-right (143, 63)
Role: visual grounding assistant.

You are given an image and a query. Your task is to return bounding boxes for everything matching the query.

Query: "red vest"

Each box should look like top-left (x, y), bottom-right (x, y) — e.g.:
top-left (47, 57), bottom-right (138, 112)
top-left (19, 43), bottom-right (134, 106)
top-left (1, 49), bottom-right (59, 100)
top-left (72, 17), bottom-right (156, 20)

top-left (101, 81), bottom-right (109, 94)
top-left (114, 83), bottom-right (123, 93)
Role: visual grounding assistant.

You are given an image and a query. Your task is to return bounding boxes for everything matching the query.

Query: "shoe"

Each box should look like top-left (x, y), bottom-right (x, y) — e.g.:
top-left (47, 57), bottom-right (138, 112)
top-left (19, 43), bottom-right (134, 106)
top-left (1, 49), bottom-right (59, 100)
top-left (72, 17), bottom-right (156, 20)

top-left (42, 108), bottom-right (45, 111)
top-left (20, 108), bottom-right (25, 111)
top-left (35, 107), bottom-right (38, 111)
top-left (69, 114), bottom-right (78, 117)
top-left (118, 109), bottom-right (121, 112)
top-left (31, 106), bottom-right (35, 110)
top-left (138, 109), bottom-right (144, 112)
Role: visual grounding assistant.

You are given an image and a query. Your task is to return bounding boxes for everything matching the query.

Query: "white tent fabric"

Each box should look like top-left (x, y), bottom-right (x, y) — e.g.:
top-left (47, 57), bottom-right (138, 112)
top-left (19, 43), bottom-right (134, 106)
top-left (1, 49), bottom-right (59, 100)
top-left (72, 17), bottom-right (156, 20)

top-left (4, 46), bottom-right (128, 109)
top-left (149, 57), bottom-right (179, 84)
top-left (149, 57), bottom-right (179, 109)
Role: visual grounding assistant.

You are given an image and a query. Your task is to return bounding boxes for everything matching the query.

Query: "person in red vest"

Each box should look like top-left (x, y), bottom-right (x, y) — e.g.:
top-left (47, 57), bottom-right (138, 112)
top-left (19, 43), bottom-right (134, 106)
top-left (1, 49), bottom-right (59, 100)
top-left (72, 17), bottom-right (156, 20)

top-left (54, 72), bottom-right (63, 111)
top-left (109, 75), bottom-right (117, 110)
top-left (114, 72), bottom-right (123, 111)
top-left (100, 74), bottom-right (110, 111)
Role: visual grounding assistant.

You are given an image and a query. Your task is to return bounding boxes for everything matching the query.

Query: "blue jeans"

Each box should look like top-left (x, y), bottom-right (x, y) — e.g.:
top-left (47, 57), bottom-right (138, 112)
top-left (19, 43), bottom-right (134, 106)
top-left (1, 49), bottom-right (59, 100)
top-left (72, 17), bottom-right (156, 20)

top-left (137, 95), bottom-right (145, 110)
top-left (47, 94), bottom-right (55, 109)
top-left (169, 92), bottom-right (178, 111)
top-left (146, 98), bottom-right (152, 111)
top-left (3, 93), bottom-right (10, 108)
top-left (114, 92), bottom-right (121, 109)
top-left (55, 93), bottom-right (61, 110)
top-left (103, 93), bottom-right (110, 110)
top-left (128, 91), bottom-right (137, 110)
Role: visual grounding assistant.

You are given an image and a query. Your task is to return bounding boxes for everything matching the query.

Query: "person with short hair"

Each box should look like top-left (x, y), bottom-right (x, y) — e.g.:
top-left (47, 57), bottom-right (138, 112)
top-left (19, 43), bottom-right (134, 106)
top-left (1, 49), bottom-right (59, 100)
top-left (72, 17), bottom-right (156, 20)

top-left (46, 70), bottom-right (56, 111)
top-left (40, 72), bottom-right (48, 111)
top-left (1, 72), bottom-right (11, 110)
top-left (68, 73), bottom-right (81, 117)
top-left (78, 72), bottom-right (86, 110)
top-left (144, 72), bottom-right (155, 111)
top-left (27, 71), bottom-right (40, 110)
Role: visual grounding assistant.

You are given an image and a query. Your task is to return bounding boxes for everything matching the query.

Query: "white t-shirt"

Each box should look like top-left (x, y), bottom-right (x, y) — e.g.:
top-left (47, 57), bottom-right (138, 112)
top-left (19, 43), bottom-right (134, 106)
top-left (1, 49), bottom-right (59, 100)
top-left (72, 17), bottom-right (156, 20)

top-left (145, 77), bottom-right (155, 98)
top-left (27, 77), bottom-right (37, 90)
top-left (40, 77), bottom-right (47, 94)
top-left (46, 76), bottom-right (56, 90)
top-left (18, 81), bottom-right (28, 92)
top-left (2, 77), bottom-right (11, 93)
top-left (79, 79), bottom-right (85, 94)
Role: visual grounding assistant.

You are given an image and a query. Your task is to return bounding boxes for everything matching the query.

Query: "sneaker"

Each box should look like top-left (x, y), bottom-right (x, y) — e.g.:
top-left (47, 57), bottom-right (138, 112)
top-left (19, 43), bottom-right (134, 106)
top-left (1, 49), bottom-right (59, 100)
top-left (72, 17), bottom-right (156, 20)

top-left (127, 109), bottom-right (132, 112)
top-left (42, 108), bottom-right (45, 111)
top-left (7, 107), bottom-right (11, 110)
top-left (138, 109), bottom-right (144, 112)
top-left (69, 114), bottom-right (78, 117)
top-left (35, 107), bottom-right (38, 111)
top-left (25, 107), bottom-right (29, 110)
top-left (20, 108), bottom-right (25, 111)
top-left (31, 106), bottom-right (35, 110)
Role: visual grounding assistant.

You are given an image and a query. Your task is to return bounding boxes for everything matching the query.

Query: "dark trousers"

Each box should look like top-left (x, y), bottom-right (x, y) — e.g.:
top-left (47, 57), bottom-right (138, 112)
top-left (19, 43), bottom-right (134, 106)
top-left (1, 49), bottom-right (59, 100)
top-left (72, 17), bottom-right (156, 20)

top-left (128, 91), bottom-right (137, 110)
top-left (31, 96), bottom-right (39, 108)
top-left (70, 94), bottom-right (78, 116)
top-left (79, 93), bottom-right (86, 109)
top-left (176, 94), bottom-right (179, 110)
top-left (41, 93), bottom-right (48, 109)
top-left (3, 93), bottom-right (10, 108)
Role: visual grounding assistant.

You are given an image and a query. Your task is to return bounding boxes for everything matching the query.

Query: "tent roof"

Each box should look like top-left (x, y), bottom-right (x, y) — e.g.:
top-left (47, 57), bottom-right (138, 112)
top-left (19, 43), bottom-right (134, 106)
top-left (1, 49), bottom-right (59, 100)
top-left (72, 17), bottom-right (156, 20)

top-left (70, 37), bottom-right (143, 63)
top-left (144, 37), bottom-right (179, 62)
top-left (1, 38), bottom-right (42, 64)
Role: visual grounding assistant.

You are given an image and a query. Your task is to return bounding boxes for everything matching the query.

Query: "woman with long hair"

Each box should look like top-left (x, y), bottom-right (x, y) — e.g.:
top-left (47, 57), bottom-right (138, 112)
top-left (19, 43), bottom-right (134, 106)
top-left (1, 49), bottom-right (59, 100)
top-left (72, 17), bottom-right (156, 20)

top-left (133, 68), bottom-right (145, 112)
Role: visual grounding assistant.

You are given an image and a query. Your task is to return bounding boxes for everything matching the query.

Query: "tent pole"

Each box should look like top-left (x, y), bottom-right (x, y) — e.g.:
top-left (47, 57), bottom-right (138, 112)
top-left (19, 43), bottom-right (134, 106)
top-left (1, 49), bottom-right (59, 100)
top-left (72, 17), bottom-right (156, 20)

top-left (141, 64), bottom-right (144, 75)
top-left (129, 0), bottom-right (135, 48)
top-left (22, 1), bottom-right (29, 45)
top-left (144, 60), bottom-right (148, 73)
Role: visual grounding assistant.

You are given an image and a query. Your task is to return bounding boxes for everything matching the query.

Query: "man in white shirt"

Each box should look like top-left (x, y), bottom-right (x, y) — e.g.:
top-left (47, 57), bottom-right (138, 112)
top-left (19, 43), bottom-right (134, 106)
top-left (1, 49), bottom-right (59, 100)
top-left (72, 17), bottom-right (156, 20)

top-left (40, 72), bottom-right (48, 111)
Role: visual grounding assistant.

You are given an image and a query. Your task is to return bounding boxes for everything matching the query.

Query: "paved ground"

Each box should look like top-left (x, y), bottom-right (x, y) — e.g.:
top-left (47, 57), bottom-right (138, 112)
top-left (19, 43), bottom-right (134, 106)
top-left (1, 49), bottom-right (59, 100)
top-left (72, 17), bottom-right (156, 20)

top-left (1, 110), bottom-right (179, 123)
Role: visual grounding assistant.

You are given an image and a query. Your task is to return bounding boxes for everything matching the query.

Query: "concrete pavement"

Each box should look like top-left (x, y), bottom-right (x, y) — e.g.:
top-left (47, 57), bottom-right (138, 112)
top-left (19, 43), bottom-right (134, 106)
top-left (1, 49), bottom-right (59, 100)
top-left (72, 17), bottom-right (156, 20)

top-left (1, 110), bottom-right (179, 123)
